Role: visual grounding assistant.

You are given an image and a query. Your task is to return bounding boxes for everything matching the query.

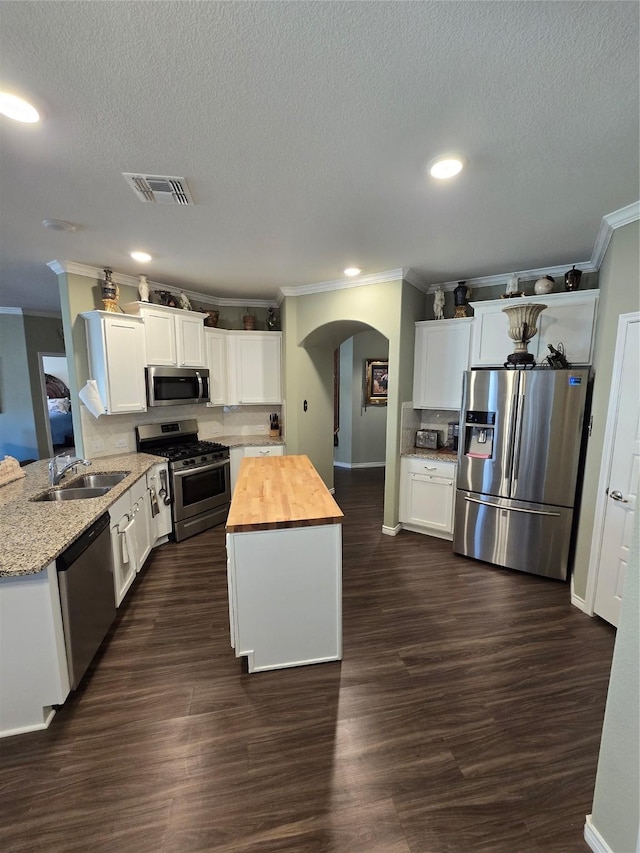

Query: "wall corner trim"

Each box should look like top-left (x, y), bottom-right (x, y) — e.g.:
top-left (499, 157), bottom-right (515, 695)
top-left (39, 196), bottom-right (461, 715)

top-left (382, 524), bottom-right (401, 536)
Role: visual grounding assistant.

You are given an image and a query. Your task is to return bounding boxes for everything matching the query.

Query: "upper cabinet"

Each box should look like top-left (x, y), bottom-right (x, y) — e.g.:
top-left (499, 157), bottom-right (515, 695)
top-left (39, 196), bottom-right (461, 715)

top-left (413, 318), bottom-right (472, 410)
top-left (205, 329), bottom-right (282, 406)
top-left (123, 302), bottom-right (206, 368)
top-left (227, 332), bottom-right (282, 405)
top-left (205, 328), bottom-right (229, 406)
top-left (469, 290), bottom-right (599, 368)
top-left (82, 311), bottom-right (147, 414)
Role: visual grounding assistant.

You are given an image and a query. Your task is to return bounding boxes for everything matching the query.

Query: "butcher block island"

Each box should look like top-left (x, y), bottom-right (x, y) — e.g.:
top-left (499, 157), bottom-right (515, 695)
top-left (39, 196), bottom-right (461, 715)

top-left (226, 455), bottom-right (344, 673)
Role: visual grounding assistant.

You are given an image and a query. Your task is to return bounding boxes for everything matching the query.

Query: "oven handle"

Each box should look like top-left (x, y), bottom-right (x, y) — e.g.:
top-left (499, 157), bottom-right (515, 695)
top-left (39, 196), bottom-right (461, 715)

top-left (171, 457), bottom-right (230, 482)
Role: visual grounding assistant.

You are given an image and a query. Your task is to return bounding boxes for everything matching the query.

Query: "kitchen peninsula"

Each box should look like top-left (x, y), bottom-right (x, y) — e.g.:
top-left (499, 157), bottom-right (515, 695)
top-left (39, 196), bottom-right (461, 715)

top-left (226, 455), bottom-right (343, 672)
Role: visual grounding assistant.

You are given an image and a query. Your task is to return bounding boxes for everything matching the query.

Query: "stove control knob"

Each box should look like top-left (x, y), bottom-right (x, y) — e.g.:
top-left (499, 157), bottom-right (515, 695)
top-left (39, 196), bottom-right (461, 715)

top-left (201, 456), bottom-right (207, 462)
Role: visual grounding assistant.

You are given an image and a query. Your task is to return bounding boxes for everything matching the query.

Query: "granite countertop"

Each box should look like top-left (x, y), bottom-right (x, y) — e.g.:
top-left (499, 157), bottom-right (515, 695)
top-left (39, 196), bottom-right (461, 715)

top-left (0, 452), bottom-right (164, 578)
top-left (223, 434), bottom-right (285, 448)
top-left (401, 448), bottom-right (458, 462)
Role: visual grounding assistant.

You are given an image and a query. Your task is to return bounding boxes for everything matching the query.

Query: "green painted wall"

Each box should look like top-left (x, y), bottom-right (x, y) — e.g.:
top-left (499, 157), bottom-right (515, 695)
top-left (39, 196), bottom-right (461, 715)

top-left (0, 313), bottom-right (36, 461)
top-left (0, 312), bottom-right (64, 461)
top-left (22, 315), bottom-right (66, 458)
top-left (282, 276), bottom-right (424, 528)
top-left (573, 222), bottom-right (640, 598)
top-left (335, 330), bottom-right (389, 467)
top-left (590, 515), bottom-right (639, 852)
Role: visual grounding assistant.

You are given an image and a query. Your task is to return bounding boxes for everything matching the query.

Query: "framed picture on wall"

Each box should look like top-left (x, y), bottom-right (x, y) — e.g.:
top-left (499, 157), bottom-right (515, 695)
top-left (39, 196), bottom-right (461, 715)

top-left (364, 359), bottom-right (388, 406)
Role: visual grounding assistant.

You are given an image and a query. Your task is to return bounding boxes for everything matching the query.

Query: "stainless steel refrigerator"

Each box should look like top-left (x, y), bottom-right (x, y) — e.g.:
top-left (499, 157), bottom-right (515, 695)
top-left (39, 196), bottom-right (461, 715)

top-left (453, 368), bottom-right (590, 581)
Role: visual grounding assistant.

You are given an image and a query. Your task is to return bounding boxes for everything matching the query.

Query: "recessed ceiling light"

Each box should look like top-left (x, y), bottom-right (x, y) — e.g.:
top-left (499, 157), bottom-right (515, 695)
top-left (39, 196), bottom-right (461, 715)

top-left (344, 267), bottom-right (361, 277)
top-left (428, 154), bottom-right (467, 180)
top-left (0, 92), bottom-right (40, 123)
top-left (130, 251), bottom-right (152, 263)
top-left (42, 219), bottom-right (77, 232)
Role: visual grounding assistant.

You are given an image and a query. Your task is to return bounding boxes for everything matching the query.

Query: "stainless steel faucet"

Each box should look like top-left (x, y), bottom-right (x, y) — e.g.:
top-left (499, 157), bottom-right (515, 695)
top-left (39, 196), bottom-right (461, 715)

top-left (48, 454), bottom-right (92, 486)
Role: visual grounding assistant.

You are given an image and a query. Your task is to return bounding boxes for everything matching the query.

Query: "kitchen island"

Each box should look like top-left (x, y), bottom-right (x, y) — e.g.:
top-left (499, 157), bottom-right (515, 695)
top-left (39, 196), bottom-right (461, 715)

top-left (226, 454), bottom-right (344, 673)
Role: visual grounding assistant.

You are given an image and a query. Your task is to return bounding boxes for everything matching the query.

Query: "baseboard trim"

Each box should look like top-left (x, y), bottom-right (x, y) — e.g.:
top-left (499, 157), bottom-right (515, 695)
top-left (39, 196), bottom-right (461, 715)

top-left (584, 815), bottom-right (613, 853)
top-left (333, 461), bottom-right (386, 469)
top-left (400, 523), bottom-right (453, 541)
top-left (0, 707), bottom-right (56, 739)
top-left (382, 524), bottom-right (401, 536)
top-left (570, 576), bottom-right (589, 613)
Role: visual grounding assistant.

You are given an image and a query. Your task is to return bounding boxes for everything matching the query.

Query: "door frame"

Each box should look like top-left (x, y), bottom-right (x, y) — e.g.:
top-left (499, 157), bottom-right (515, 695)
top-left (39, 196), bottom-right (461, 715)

top-left (584, 311), bottom-right (640, 615)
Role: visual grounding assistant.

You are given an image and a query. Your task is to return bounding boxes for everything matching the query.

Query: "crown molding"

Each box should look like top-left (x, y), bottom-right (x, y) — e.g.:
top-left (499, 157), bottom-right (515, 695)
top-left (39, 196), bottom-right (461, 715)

top-left (47, 261), bottom-right (277, 308)
top-left (590, 200), bottom-right (640, 270)
top-left (402, 268), bottom-right (430, 293)
top-left (279, 269), bottom-right (403, 298)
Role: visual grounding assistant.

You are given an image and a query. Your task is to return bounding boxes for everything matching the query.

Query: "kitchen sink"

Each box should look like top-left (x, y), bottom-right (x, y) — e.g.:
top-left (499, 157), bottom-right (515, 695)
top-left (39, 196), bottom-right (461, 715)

top-left (33, 487), bottom-right (111, 501)
top-left (67, 471), bottom-right (130, 489)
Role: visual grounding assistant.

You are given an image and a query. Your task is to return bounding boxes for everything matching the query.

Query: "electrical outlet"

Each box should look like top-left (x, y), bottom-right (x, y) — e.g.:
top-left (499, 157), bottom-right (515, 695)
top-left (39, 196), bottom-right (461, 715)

top-left (255, 424), bottom-right (267, 433)
top-left (92, 438), bottom-right (105, 452)
top-left (114, 439), bottom-right (127, 448)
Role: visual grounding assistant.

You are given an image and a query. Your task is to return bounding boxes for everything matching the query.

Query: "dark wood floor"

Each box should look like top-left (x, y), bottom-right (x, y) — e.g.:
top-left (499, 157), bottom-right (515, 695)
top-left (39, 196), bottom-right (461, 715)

top-left (0, 468), bottom-right (615, 853)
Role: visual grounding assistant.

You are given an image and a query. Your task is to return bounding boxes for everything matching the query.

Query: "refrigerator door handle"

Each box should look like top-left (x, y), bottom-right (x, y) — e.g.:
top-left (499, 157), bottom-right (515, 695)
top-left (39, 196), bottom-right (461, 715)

top-left (504, 393), bottom-right (519, 493)
top-left (464, 496), bottom-right (561, 517)
top-left (511, 393), bottom-right (525, 496)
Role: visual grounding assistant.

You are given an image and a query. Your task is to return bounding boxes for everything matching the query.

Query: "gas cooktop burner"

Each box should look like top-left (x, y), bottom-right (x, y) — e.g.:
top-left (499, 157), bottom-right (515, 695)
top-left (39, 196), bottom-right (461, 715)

top-left (150, 441), bottom-right (229, 462)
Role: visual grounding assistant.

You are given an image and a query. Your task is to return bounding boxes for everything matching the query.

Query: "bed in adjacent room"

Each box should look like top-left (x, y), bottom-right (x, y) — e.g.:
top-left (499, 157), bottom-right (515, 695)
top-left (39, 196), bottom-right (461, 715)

top-left (45, 374), bottom-right (74, 449)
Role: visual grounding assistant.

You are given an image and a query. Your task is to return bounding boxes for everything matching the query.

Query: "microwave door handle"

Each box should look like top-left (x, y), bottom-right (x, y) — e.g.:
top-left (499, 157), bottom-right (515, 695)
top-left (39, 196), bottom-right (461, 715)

top-left (195, 371), bottom-right (203, 400)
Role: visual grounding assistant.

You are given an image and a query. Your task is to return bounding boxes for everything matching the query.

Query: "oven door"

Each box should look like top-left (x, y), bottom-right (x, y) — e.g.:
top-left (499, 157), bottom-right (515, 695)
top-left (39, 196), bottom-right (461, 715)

top-left (171, 458), bottom-right (231, 523)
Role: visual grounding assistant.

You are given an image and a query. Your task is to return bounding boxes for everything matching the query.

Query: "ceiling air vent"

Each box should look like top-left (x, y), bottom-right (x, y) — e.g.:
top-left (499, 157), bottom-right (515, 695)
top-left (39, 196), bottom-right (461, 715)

top-left (122, 173), bottom-right (194, 205)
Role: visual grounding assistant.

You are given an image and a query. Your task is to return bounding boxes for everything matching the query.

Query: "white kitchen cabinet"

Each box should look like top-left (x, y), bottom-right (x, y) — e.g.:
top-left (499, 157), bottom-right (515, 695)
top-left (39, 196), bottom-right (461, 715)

top-left (469, 290), bottom-right (598, 368)
top-left (227, 332), bottom-right (282, 405)
top-left (124, 302), bottom-right (206, 368)
top-left (109, 490), bottom-right (137, 606)
top-left (399, 456), bottom-right (456, 539)
top-left (130, 476), bottom-right (153, 569)
top-left (147, 463), bottom-right (172, 542)
top-left (0, 563), bottom-right (70, 736)
top-left (205, 328), bottom-right (229, 405)
top-left (230, 444), bottom-right (285, 494)
top-left (82, 311), bottom-right (147, 414)
top-left (413, 318), bottom-right (472, 410)
top-left (108, 475), bottom-right (156, 606)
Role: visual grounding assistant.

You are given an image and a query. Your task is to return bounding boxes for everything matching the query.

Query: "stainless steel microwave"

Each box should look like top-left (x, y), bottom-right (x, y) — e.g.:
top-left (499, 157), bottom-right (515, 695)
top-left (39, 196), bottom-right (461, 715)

top-left (146, 366), bottom-right (210, 407)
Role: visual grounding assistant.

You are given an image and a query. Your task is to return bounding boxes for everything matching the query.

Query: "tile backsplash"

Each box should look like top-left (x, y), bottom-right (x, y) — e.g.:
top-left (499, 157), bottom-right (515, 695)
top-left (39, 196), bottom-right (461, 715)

top-left (400, 403), bottom-right (459, 452)
top-left (80, 404), bottom-right (282, 457)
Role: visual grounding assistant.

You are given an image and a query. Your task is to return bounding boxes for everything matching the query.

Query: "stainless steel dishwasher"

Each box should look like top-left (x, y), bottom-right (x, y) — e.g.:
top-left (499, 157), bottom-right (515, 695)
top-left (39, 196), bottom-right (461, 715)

top-left (57, 513), bottom-right (116, 689)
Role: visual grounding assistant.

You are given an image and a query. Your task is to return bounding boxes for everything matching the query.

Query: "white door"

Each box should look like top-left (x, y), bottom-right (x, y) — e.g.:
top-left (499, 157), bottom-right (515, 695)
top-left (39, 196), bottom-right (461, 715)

top-left (591, 313), bottom-right (639, 627)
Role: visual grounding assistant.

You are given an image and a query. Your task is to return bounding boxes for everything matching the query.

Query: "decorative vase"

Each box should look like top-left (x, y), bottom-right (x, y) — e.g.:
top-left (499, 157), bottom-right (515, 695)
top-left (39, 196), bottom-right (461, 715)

top-left (138, 275), bottom-right (150, 302)
top-left (564, 265), bottom-right (582, 291)
top-left (502, 302), bottom-right (547, 367)
top-left (101, 268), bottom-right (119, 312)
top-left (242, 314), bottom-right (256, 331)
top-left (453, 281), bottom-right (470, 318)
top-left (534, 275), bottom-right (555, 295)
top-left (202, 309), bottom-right (219, 328)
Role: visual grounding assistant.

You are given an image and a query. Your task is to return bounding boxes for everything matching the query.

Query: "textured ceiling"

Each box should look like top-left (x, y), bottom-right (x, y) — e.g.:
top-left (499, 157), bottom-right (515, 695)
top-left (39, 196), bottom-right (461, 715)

top-left (1, 0), bottom-right (638, 313)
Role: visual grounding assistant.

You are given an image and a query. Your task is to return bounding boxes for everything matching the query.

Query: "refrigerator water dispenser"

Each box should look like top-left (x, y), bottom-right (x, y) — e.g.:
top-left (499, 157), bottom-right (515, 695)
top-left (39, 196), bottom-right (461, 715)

top-left (464, 411), bottom-right (496, 459)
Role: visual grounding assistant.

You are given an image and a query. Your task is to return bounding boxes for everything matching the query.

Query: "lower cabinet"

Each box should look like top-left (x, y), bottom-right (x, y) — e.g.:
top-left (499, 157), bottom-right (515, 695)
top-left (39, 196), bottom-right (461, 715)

top-left (230, 444), bottom-right (285, 494)
top-left (109, 473), bottom-right (159, 607)
top-left (147, 463), bottom-right (173, 542)
top-left (399, 457), bottom-right (456, 539)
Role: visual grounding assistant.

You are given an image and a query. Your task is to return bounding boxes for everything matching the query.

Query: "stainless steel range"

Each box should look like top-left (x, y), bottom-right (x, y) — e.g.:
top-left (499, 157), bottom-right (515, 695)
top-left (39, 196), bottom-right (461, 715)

top-left (136, 419), bottom-right (230, 542)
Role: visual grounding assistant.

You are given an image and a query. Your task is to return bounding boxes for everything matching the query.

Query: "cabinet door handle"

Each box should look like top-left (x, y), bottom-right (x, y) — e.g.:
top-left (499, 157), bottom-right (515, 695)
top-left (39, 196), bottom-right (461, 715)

top-left (259, 449), bottom-right (271, 455)
top-left (424, 466), bottom-right (437, 470)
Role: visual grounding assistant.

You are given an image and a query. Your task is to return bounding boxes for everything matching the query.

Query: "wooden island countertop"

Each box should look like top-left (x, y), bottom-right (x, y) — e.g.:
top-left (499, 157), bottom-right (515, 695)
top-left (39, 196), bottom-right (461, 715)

top-left (226, 454), bottom-right (344, 533)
